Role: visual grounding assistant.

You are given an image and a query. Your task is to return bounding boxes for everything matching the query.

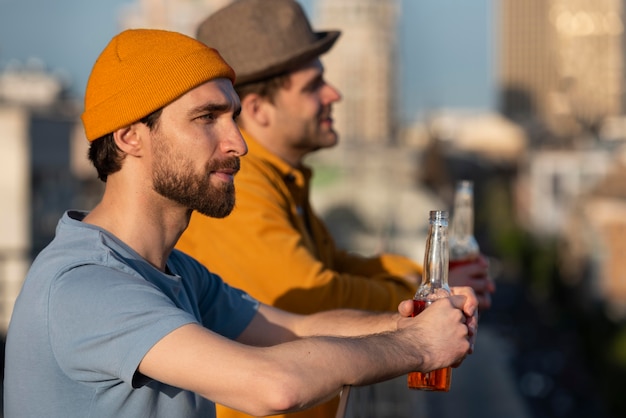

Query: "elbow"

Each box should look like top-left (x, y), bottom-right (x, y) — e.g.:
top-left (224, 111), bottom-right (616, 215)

top-left (248, 374), bottom-right (310, 416)
top-left (265, 388), bottom-right (303, 415)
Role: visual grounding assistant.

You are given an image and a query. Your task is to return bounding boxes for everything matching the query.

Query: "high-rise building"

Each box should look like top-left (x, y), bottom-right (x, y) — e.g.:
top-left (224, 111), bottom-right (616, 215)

top-left (499, 0), bottom-right (624, 139)
top-left (316, 0), bottom-right (399, 145)
top-left (499, 0), bottom-right (556, 123)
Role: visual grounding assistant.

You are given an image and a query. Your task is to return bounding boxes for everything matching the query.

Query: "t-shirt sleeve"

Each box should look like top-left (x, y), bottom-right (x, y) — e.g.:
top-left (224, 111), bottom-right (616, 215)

top-left (49, 264), bottom-right (198, 387)
top-left (171, 249), bottom-right (259, 339)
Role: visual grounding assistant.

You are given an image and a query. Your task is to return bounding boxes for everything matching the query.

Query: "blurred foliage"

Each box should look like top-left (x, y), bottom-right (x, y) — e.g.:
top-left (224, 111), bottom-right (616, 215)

top-left (575, 309), bottom-right (626, 417)
top-left (609, 328), bottom-right (626, 367)
top-left (480, 177), bottom-right (527, 260)
top-left (310, 163), bottom-right (343, 188)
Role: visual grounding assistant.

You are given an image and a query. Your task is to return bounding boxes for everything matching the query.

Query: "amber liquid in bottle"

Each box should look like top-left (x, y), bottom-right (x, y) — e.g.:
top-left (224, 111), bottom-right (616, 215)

top-left (407, 210), bottom-right (452, 392)
top-left (407, 300), bottom-right (452, 391)
top-left (448, 257), bottom-right (478, 269)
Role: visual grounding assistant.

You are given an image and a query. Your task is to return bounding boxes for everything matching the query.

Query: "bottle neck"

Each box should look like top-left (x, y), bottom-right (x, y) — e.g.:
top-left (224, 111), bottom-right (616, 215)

top-left (450, 194), bottom-right (474, 238)
top-left (417, 211), bottom-right (450, 299)
top-left (449, 183), bottom-right (479, 262)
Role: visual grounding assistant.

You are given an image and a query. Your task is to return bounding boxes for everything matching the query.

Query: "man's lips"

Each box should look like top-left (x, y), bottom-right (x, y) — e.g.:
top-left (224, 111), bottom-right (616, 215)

top-left (209, 158), bottom-right (240, 182)
top-left (320, 115), bottom-right (333, 125)
top-left (211, 168), bottom-right (238, 182)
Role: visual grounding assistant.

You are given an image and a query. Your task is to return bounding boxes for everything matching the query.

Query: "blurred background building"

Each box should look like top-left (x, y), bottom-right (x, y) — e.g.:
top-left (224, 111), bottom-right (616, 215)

top-left (317, 0), bottom-right (399, 146)
top-left (500, 0), bottom-right (624, 141)
top-left (0, 61), bottom-right (101, 333)
top-left (2, 0), bottom-right (626, 417)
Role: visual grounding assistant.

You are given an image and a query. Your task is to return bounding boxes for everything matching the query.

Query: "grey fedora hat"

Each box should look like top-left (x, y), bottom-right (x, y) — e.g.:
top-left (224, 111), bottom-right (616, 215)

top-left (196, 0), bottom-right (340, 85)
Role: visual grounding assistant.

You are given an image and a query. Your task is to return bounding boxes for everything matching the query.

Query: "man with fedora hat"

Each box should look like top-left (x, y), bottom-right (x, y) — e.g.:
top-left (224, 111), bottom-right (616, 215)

top-left (180, 0), bottom-right (493, 315)
top-left (4, 28), bottom-right (479, 418)
top-left (179, 0), bottom-right (493, 414)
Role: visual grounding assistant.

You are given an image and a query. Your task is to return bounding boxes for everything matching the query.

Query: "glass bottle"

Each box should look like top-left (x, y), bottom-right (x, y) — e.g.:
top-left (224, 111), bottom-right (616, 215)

top-left (449, 180), bottom-right (480, 269)
top-left (407, 210), bottom-right (452, 391)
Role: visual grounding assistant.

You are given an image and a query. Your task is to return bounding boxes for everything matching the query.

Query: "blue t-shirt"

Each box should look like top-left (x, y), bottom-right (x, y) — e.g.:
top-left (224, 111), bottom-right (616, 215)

top-left (4, 210), bottom-right (259, 418)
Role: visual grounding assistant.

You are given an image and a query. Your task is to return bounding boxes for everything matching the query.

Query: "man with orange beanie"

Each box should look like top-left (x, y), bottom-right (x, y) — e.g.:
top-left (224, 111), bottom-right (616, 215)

top-left (3, 28), bottom-right (479, 418)
top-left (177, 1), bottom-right (494, 416)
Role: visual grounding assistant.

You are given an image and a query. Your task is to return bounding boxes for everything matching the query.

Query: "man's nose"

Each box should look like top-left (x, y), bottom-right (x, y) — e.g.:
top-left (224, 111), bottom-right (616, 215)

top-left (322, 82), bottom-right (342, 104)
top-left (222, 124), bottom-right (248, 157)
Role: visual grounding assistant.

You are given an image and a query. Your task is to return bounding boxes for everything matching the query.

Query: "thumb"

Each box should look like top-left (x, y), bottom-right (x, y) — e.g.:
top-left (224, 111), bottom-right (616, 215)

top-left (398, 299), bottom-right (415, 317)
top-left (448, 294), bottom-right (467, 310)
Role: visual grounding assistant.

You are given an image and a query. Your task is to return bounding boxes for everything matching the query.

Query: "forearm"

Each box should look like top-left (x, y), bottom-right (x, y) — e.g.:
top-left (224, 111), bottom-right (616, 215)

top-left (293, 308), bottom-right (400, 338)
top-left (236, 304), bottom-right (400, 347)
top-left (142, 323), bottom-right (420, 417)
top-left (142, 298), bottom-right (473, 416)
top-left (241, 330), bottom-right (421, 415)
top-left (249, 300), bottom-right (472, 415)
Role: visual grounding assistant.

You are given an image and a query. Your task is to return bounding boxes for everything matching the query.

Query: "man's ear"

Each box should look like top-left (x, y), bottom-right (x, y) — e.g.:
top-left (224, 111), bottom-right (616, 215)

top-left (241, 94), bottom-right (271, 127)
top-left (112, 124), bottom-right (144, 156)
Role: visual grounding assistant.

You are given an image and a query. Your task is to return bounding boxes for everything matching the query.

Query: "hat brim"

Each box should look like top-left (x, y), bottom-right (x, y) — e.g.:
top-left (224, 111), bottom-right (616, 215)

top-left (234, 30), bottom-right (341, 86)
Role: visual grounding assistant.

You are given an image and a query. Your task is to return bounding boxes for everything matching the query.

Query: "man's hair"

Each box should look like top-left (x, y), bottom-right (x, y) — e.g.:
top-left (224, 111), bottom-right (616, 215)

top-left (235, 73), bottom-right (292, 104)
top-left (88, 109), bottom-right (163, 182)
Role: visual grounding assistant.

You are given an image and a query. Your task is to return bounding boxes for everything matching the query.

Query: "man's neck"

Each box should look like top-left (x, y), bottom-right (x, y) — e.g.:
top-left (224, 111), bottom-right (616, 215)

top-left (83, 184), bottom-right (190, 272)
top-left (243, 126), bottom-right (306, 168)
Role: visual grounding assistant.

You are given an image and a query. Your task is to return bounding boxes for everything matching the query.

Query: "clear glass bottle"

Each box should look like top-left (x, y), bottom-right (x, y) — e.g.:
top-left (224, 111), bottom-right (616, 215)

top-left (407, 210), bottom-right (452, 391)
top-left (449, 180), bottom-right (480, 269)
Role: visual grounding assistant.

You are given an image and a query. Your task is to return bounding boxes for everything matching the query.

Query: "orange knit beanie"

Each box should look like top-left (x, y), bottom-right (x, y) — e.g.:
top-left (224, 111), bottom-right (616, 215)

top-left (81, 29), bottom-right (236, 141)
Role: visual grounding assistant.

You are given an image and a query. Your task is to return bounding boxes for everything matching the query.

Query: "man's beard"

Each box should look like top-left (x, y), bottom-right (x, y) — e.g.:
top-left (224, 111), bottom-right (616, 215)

top-left (151, 134), bottom-right (239, 218)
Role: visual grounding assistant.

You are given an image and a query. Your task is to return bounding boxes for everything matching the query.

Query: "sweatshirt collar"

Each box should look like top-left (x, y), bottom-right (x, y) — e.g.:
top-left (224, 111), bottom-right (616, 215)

top-left (240, 128), bottom-right (312, 186)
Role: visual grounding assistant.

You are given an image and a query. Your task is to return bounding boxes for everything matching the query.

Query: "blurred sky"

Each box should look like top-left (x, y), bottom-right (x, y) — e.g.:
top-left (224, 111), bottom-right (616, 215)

top-left (0, 0), bottom-right (496, 123)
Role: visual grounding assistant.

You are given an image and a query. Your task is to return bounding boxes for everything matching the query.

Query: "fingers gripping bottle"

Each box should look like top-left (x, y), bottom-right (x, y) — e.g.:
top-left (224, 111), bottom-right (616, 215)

top-left (407, 210), bottom-right (452, 391)
top-left (449, 180), bottom-right (480, 268)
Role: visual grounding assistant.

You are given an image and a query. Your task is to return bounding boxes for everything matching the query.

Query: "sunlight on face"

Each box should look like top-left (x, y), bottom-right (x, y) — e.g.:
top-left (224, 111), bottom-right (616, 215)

top-left (148, 79), bottom-right (244, 218)
top-left (151, 127), bottom-right (240, 218)
top-left (273, 59), bottom-right (341, 153)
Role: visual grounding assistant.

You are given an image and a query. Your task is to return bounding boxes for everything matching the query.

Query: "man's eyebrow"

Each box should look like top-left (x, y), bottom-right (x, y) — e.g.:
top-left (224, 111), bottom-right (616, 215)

top-left (188, 102), bottom-right (233, 116)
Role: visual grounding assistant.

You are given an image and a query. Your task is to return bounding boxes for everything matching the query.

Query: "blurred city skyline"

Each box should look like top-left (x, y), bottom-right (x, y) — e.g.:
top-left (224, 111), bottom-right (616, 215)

top-left (0, 0), bottom-right (496, 124)
top-left (2, 2), bottom-right (626, 416)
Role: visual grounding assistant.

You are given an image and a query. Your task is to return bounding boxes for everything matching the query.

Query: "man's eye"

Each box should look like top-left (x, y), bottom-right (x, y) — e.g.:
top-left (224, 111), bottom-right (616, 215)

top-left (199, 113), bottom-right (216, 121)
top-left (307, 78), bottom-right (325, 91)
